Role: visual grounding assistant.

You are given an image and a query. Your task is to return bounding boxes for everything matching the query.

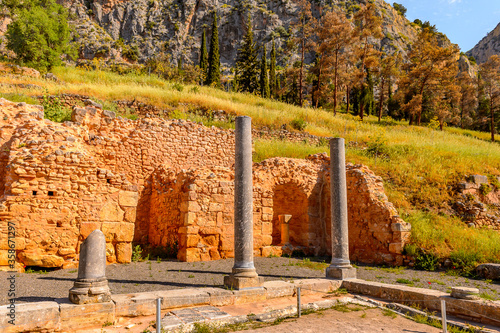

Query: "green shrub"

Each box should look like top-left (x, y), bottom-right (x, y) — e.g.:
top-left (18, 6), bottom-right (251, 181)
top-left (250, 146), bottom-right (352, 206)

top-left (290, 118), bottom-right (307, 131)
top-left (449, 250), bottom-right (483, 277)
top-left (172, 82), bottom-right (184, 92)
top-left (414, 249), bottom-right (439, 271)
top-left (132, 244), bottom-right (143, 262)
top-left (489, 175), bottom-right (500, 190)
top-left (42, 93), bottom-right (71, 122)
top-left (479, 183), bottom-right (492, 196)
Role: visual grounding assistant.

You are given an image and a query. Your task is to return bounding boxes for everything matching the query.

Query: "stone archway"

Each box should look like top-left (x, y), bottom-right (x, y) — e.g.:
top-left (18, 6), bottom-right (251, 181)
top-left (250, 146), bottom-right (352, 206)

top-left (271, 183), bottom-right (309, 248)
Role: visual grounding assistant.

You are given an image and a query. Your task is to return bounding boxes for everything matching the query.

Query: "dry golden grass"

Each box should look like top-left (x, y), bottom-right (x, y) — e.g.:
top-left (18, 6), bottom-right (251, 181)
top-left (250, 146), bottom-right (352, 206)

top-left (1, 65), bottom-right (499, 211)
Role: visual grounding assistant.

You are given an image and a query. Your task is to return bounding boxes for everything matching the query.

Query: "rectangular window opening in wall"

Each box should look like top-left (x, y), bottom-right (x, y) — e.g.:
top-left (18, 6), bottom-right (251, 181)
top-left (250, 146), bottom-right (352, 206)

top-left (48, 191), bottom-right (54, 196)
top-left (107, 179), bottom-right (111, 184)
top-left (32, 190), bottom-right (37, 196)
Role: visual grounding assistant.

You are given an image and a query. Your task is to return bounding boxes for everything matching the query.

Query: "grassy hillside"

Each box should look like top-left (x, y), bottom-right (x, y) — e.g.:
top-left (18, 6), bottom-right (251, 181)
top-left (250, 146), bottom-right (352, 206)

top-left (2, 64), bottom-right (500, 271)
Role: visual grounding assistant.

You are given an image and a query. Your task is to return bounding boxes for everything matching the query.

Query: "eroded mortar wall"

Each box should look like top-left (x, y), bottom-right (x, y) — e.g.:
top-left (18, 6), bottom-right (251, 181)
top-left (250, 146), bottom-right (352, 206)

top-left (148, 154), bottom-right (411, 265)
top-left (0, 98), bottom-right (409, 271)
top-left (0, 99), bottom-right (235, 271)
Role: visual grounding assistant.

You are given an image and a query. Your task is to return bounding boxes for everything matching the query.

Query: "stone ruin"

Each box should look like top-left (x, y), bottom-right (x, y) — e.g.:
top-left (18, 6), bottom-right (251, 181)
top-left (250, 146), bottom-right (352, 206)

top-left (0, 98), bottom-right (411, 272)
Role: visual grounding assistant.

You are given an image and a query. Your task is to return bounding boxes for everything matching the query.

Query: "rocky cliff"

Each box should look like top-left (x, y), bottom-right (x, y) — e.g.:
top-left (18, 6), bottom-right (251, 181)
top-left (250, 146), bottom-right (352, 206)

top-left (467, 22), bottom-right (500, 64)
top-left (64, 0), bottom-right (418, 69)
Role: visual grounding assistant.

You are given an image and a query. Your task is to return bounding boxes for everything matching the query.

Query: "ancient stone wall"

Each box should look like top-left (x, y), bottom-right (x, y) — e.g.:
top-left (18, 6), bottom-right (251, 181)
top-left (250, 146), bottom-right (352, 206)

top-left (454, 175), bottom-right (500, 230)
top-left (148, 154), bottom-right (410, 265)
top-left (0, 98), bottom-right (409, 271)
top-left (0, 99), bottom-right (235, 271)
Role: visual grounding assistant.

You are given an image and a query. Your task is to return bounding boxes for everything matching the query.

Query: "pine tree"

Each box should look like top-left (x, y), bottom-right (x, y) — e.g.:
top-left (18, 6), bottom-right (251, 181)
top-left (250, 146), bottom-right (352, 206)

top-left (235, 15), bottom-right (259, 93)
top-left (260, 44), bottom-right (270, 98)
top-left (269, 39), bottom-right (277, 98)
top-left (206, 12), bottom-right (220, 87)
top-left (199, 29), bottom-right (208, 83)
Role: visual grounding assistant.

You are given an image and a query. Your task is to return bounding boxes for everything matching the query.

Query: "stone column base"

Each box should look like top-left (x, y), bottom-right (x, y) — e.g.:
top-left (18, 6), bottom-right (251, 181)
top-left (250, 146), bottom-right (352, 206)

top-left (224, 275), bottom-right (265, 290)
top-left (69, 278), bottom-right (111, 304)
top-left (326, 266), bottom-right (357, 280)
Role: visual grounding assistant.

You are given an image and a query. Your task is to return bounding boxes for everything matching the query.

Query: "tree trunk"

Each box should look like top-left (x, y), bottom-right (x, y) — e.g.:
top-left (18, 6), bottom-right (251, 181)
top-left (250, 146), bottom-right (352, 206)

top-left (378, 78), bottom-right (385, 122)
top-left (346, 85), bottom-right (350, 114)
top-left (360, 100), bottom-right (364, 121)
top-left (299, 21), bottom-right (305, 107)
top-left (334, 51), bottom-right (339, 115)
top-left (315, 58), bottom-right (323, 109)
top-left (491, 95), bottom-right (495, 142)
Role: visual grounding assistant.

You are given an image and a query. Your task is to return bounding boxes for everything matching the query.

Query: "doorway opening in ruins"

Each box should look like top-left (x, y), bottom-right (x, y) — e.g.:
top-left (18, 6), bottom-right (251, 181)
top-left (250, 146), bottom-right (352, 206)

top-left (271, 183), bottom-right (309, 247)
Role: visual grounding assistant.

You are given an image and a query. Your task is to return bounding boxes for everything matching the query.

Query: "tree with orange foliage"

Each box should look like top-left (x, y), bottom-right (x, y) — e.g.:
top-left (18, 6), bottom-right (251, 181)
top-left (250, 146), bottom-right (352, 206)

top-left (291, 0), bottom-right (315, 107)
top-left (373, 52), bottom-right (401, 122)
top-left (352, 3), bottom-right (383, 120)
top-left (456, 72), bottom-right (478, 129)
top-left (312, 8), bottom-right (353, 113)
top-left (479, 55), bottom-right (500, 142)
top-left (399, 28), bottom-right (460, 126)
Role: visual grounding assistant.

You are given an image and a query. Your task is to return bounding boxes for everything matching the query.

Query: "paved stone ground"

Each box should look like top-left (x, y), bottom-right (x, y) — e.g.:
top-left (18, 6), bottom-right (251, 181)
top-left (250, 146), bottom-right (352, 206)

top-left (0, 257), bottom-right (499, 305)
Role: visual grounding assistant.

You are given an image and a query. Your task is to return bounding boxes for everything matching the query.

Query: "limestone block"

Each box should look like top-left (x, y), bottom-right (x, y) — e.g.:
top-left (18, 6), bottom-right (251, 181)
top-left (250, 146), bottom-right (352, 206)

top-left (123, 207), bottom-right (137, 222)
top-left (101, 222), bottom-right (134, 242)
top-left (79, 222), bottom-right (101, 239)
top-left (112, 293), bottom-right (157, 317)
top-left (59, 301), bottom-right (115, 331)
top-left (183, 212), bottom-right (197, 226)
top-left (261, 246), bottom-right (282, 258)
top-left (186, 234), bottom-right (201, 248)
top-left (203, 287), bottom-right (235, 306)
top-left (389, 243), bottom-right (403, 254)
top-left (209, 203), bottom-right (223, 211)
top-left (105, 242), bottom-right (116, 263)
top-left (178, 226), bottom-right (200, 235)
top-left (476, 263), bottom-right (500, 280)
top-left (231, 287), bottom-right (266, 304)
top-left (203, 235), bottom-right (218, 247)
top-left (451, 287), bottom-right (480, 300)
top-left (469, 174), bottom-right (488, 185)
top-left (0, 250), bottom-right (9, 266)
top-left (18, 250), bottom-right (64, 268)
top-left (0, 301), bottom-right (59, 333)
top-left (9, 204), bottom-right (31, 214)
top-left (116, 242), bottom-right (132, 263)
top-left (391, 222), bottom-right (411, 232)
top-left (209, 248), bottom-right (221, 260)
top-left (57, 247), bottom-right (76, 257)
top-left (0, 237), bottom-right (25, 250)
top-left (157, 288), bottom-right (210, 309)
top-left (99, 201), bottom-right (124, 222)
top-left (262, 222), bottom-right (273, 235)
top-left (263, 280), bottom-right (295, 299)
top-left (261, 235), bottom-right (273, 247)
top-left (180, 201), bottom-right (201, 212)
top-left (118, 191), bottom-right (139, 207)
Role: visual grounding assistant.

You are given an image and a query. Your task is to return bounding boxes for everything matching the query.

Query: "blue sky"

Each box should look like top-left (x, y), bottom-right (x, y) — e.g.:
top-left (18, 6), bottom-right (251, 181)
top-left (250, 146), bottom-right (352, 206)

top-left (397, 0), bottom-right (500, 52)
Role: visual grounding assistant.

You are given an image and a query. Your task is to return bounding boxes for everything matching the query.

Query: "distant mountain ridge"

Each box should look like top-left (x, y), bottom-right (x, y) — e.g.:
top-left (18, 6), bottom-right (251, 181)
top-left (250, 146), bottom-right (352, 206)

top-left (63, 0), bottom-right (419, 68)
top-left (467, 22), bottom-right (500, 64)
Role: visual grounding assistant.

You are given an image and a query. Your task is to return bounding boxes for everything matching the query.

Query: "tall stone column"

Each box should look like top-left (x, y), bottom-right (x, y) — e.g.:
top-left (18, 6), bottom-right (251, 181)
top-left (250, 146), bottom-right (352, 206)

top-left (69, 229), bottom-right (111, 304)
top-left (326, 138), bottom-right (357, 280)
top-left (224, 116), bottom-right (264, 289)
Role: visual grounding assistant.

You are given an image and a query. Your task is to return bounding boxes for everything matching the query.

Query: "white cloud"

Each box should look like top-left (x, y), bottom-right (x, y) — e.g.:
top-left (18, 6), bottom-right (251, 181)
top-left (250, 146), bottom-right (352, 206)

top-left (448, 0), bottom-right (461, 3)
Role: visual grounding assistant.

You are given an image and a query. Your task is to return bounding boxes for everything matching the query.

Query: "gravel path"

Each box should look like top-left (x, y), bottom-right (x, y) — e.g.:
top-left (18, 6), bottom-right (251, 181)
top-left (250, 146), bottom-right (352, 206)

top-left (1, 257), bottom-right (499, 305)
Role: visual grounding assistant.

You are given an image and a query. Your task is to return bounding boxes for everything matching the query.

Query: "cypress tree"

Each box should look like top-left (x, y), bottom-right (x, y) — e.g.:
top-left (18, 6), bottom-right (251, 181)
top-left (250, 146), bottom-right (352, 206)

top-left (206, 12), bottom-right (220, 87)
top-left (199, 29), bottom-right (208, 83)
top-left (269, 38), bottom-right (277, 98)
top-left (260, 44), bottom-right (270, 98)
top-left (235, 15), bottom-right (259, 93)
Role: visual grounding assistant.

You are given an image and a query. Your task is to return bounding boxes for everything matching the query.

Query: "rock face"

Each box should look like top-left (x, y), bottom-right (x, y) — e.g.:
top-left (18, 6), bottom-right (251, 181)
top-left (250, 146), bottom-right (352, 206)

top-left (63, 0), bottom-right (418, 68)
top-left (476, 263), bottom-right (500, 280)
top-left (467, 22), bottom-right (500, 64)
top-left (0, 98), bottom-right (409, 270)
